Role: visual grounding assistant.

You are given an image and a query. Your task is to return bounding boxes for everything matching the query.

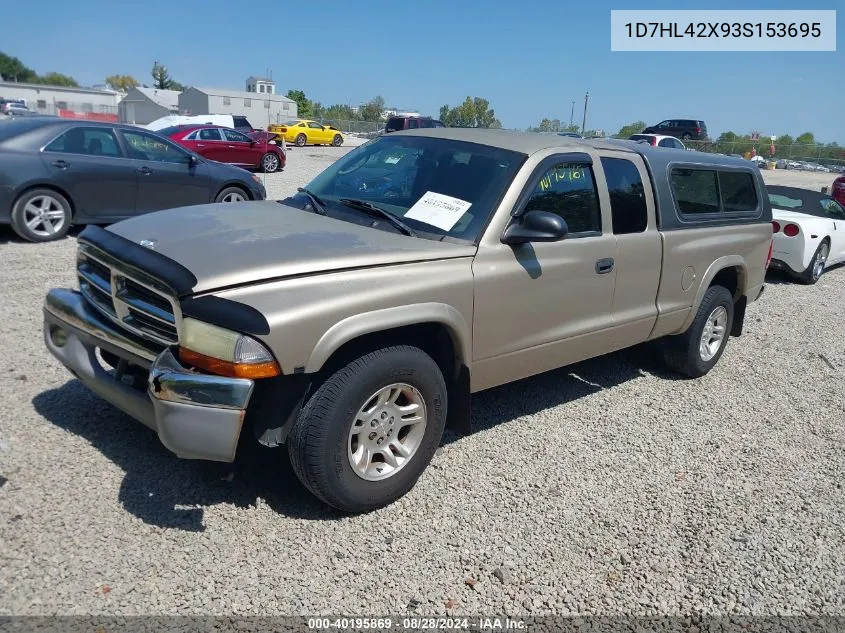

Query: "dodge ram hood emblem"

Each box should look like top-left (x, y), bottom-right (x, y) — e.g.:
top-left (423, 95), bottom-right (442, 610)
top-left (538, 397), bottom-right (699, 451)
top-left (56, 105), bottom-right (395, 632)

top-left (139, 239), bottom-right (157, 249)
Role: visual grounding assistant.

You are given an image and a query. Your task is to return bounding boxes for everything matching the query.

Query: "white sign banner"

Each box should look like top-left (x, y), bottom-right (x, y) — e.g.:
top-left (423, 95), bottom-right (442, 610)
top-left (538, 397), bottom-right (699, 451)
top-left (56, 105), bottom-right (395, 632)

top-left (405, 191), bottom-right (473, 231)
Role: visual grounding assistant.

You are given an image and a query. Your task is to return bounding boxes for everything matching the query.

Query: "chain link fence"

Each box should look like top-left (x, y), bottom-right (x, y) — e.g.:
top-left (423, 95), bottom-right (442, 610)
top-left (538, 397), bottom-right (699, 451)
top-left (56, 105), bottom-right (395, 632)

top-left (314, 118), bottom-right (384, 137)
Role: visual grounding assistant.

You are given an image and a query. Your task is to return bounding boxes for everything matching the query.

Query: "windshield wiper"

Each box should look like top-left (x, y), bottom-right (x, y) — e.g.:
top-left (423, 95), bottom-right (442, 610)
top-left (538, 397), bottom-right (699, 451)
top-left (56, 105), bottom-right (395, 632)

top-left (338, 198), bottom-right (418, 237)
top-left (295, 187), bottom-right (328, 216)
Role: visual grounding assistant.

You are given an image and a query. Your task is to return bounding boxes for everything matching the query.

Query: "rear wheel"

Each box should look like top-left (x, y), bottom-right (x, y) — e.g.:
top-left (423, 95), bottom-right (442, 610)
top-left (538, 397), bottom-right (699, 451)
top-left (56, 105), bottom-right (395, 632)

top-left (661, 285), bottom-right (734, 378)
top-left (287, 345), bottom-right (447, 513)
top-left (215, 186), bottom-right (248, 203)
top-left (682, 133), bottom-right (692, 140)
top-left (10, 188), bottom-right (72, 242)
top-left (797, 240), bottom-right (828, 285)
top-left (295, 133), bottom-right (307, 147)
top-left (332, 134), bottom-right (343, 147)
top-left (261, 152), bottom-right (280, 173)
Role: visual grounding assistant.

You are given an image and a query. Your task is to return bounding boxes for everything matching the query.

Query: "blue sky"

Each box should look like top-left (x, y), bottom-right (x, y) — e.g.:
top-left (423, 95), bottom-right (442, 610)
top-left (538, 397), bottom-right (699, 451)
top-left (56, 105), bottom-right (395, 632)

top-left (1, 0), bottom-right (841, 141)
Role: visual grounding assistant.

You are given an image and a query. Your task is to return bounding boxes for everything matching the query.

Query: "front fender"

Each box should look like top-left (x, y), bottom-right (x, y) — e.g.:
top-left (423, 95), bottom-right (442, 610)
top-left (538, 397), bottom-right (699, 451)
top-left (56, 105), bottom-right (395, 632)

top-left (304, 302), bottom-right (472, 374)
top-left (678, 255), bottom-right (748, 333)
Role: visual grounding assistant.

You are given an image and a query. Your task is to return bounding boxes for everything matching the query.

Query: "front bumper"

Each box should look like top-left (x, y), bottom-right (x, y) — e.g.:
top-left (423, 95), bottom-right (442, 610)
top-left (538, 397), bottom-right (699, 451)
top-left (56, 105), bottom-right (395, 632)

top-left (43, 288), bottom-right (254, 462)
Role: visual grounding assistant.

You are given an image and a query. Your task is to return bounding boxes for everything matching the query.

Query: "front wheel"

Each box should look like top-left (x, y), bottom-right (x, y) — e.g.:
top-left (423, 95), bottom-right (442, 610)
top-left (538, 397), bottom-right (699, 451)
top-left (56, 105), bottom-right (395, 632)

top-left (660, 285), bottom-right (734, 378)
top-left (215, 186), bottom-right (248, 203)
top-left (288, 346), bottom-right (447, 513)
top-left (332, 134), bottom-right (343, 147)
top-left (261, 152), bottom-right (280, 173)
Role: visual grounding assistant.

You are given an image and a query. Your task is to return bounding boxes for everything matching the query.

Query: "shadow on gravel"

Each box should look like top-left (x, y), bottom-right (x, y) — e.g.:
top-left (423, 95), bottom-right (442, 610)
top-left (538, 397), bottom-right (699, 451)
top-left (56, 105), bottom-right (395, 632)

top-left (33, 343), bottom-right (680, 528)
top-left (0, 225), bottom-right (83, 244)
top-left (32, 381), bottom-right (340, 530)
top-left (442, 342), bottom-right (682, 444)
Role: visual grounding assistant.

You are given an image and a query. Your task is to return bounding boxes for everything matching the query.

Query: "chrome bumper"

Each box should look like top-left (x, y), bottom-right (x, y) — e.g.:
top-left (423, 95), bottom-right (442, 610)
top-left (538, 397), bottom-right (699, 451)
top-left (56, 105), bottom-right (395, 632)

top-left (43, 288), bottom-right (254, 462)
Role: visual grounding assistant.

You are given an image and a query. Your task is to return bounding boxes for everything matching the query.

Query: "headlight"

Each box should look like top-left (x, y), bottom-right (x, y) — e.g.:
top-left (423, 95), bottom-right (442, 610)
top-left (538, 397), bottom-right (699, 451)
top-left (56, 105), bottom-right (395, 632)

top-left (178, 318), bottom-right (281, 379)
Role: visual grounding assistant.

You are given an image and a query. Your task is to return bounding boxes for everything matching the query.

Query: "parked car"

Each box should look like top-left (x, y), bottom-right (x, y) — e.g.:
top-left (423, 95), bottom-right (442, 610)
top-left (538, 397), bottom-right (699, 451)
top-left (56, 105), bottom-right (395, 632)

top-left (0, 118), bottom-right (265, 242)
top-left (147, 114), bottom-right (257, 134)
top-left (833, 175), bottom-right (845, 207)
top-left (767, 185), bottom-right (845, 283)
top-left (557, 132), bottom-right (582, 138)
top-left (629, 133), bottom-right (687, 149)
top-left (162, 124), bottom-right (286, 173)
top-left (42, 128), bottom-right (773, 512)
top-left (642, 119), bottom-right (708, 141)
top-left (270, 119), bottom-right (345, 147)
top-left (384, 115), bottom-right (445, 134)
top-left (1, 99), bottom-right (31, 116)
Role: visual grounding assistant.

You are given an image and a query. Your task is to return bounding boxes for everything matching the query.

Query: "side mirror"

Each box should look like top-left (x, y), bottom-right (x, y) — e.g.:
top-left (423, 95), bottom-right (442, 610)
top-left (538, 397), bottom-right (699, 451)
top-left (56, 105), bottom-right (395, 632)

top-left (501, 210), bottom-right (568, 245)
top-left (187, 154), bottom-right (198, 166)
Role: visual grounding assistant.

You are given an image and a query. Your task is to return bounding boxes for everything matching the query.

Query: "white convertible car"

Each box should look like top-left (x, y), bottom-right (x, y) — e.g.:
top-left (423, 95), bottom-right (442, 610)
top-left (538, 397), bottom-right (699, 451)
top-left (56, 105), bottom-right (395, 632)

top-left (767, 185), bottom-right (845, 284)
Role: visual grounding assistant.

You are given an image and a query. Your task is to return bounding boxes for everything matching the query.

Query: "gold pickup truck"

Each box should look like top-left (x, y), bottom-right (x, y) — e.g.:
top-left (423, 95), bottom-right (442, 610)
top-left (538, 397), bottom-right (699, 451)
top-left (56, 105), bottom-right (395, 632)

top-left (43, 128), bottom-right (773, 512)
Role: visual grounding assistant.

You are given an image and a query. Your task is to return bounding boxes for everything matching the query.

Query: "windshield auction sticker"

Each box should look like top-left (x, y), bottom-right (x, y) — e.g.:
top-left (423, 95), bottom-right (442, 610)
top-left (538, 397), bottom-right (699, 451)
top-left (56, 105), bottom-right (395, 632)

top-left (405, 191), bottom-right (473, 231)
top-left (610, 10), bottom-right (836, 51)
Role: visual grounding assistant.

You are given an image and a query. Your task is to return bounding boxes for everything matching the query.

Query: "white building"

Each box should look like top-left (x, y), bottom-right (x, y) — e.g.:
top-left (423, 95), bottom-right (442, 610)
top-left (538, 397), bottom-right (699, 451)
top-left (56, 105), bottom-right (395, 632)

top-left (118, 87), bottom-right (181, 125)
top-left (245, 76), bottom-right (276, 95)
top-left (178, 87), bottom-right (297, 125)
top-left (0, 81), bottom-right (119, 119)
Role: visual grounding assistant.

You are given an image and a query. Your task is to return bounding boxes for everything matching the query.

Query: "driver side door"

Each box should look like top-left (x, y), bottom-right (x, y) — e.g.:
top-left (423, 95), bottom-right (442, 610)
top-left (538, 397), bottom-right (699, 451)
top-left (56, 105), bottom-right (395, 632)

top-left (118, 129), bottom-right (214, 213)
top-left (470, 153), bottom-right (619, 391)
top-left (821, 198), bottom-right (845, 263)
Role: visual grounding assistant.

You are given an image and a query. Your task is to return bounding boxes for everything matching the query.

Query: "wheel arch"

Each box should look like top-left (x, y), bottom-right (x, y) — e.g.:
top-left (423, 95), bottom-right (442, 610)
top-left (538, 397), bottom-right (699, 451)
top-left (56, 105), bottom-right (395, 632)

top-left (304, 303), bottom-right (472, 378)
top-left (215, 181), bottom-right (253, 201)
top-left (679, 256), bottom-right (747, 333)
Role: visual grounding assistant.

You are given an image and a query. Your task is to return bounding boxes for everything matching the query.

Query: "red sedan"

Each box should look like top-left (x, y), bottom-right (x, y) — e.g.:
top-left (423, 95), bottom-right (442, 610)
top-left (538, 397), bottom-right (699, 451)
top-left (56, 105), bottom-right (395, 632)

top-left (162, 124), bottom-right (286, 173)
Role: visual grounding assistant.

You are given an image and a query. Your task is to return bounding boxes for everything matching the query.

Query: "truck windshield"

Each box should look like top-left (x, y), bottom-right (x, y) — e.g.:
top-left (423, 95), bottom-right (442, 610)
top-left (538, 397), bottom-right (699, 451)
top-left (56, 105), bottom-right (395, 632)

top-left (296, 135), bottom-right (526, 242)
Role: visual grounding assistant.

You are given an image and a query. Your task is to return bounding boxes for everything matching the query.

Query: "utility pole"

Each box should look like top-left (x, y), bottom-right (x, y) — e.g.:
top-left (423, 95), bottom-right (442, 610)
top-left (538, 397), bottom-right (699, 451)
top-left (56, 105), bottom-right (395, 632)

top-left (581, 92), bottom-right (589, 136)
top-left (569, 100), bottom-right (575, 129)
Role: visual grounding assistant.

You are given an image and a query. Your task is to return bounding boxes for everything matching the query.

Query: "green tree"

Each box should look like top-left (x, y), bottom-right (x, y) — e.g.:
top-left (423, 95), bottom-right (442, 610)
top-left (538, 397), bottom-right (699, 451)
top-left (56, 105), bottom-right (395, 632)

top-left (776, 134), bottom-right (794, 146)
top-left (151, 61), bottom-right (181, 90)
top-left (359, 95), bottom-right (385, 122)
top-left (615, 121), bottom-right (648, 139)
top-left (105, 74), bottom-right (139, 92)
top-left (286, 89), bottom-right (312, 118)
top-left (795, 132), bottom-right (815, 145)
top-left (324, 104), bottom-right (358, 121)
top-left (440, 96), bottom-right (501, 128)
top-left (717, 131), bottom-right (739, 143)
top-left (31, 71), bottom-right (78, 87)
top-left (0, 52), bottom-right (36, 82)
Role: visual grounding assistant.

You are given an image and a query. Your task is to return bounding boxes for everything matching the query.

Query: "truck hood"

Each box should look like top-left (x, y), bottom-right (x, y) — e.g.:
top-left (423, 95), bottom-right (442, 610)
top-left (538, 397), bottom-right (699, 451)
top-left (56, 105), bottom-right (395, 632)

top-left (105, 201), bottom-right (476, 294)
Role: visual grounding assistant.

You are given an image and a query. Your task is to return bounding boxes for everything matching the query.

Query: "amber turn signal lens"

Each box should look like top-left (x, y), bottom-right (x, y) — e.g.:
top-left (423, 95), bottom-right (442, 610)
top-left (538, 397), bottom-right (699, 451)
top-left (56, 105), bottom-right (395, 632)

top-left (179, 347), bottom-right (281, 379)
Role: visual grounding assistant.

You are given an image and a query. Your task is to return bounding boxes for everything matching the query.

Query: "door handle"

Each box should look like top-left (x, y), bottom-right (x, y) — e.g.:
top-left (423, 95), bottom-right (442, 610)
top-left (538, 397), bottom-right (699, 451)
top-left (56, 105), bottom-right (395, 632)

top-left (196, 143), bottom-right (206, 147)
top-left (595, 258), bottom-right (615, 274)
top-left (51, 159), bottom-right (69, 169)
top-left (227, 145), bottom-right (235, 148)
top-left (137, 166), bottom-right (152, 175)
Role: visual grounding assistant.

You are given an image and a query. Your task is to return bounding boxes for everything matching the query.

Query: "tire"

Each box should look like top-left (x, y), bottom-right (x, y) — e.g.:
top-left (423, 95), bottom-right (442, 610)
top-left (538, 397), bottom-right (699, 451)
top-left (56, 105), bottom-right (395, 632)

top-left (332, 134), bottom-right (343, 147)
top-left (661, 285), bottom-right (734, 378)
top-left (261, 152), bottom-right (280, 173)
top-left (682, 133), bottom-right (692, 140)
top-left (796, 240), bottom-right (829, 285)
top-left (295, 133), bottom-right (307, 147)
top-left (214, 186), bottom-right (248, 203)
top-left (10, 188), bottom-right (72, 242)
top-left (288, 345), bottom-right (447, 513)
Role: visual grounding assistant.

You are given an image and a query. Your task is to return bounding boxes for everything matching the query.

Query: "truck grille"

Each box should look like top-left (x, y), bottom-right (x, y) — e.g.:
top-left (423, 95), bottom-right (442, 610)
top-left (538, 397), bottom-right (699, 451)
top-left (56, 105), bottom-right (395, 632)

top-left (77, 243), bottom-right (181, 346)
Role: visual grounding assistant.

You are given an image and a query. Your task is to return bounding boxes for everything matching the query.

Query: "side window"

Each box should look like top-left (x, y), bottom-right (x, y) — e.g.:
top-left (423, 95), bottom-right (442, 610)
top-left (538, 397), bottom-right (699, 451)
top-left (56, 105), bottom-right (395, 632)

top-left (821, 199), bottom-right (845, 219)
top-left (600, 157), bottom-right (647, 234)
top-left (121, 130), bottom-right (189, 163)
top-left (658, 138), bottom-right (673, 148)
top-left (198, 128), bottom-right (222, 141)
top-left (524, 162), bottom-right (601, 235)
top-left (408, 119), bottom-right (418, 129)
top-left (718, 171), bottom-right (758, 212)
top-left (44, 127), bottom-right (122, 158)
top-left (308, 122), bottom-right (323, 129)
top-left (670, 169), bottom-right (719, 214)
top-left (222, 129), bottom-right (250, 142)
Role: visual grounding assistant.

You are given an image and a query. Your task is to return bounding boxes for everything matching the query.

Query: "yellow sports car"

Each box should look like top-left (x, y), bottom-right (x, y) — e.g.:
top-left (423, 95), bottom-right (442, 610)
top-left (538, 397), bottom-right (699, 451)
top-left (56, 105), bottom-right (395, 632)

top-left (269, 120), bottom-right (345, 147)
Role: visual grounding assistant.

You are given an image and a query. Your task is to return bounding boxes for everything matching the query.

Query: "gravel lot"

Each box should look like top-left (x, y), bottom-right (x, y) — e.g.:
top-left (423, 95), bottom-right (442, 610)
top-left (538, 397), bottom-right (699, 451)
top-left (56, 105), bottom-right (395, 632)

top-left (1, 144), bottom-right (844, 619)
